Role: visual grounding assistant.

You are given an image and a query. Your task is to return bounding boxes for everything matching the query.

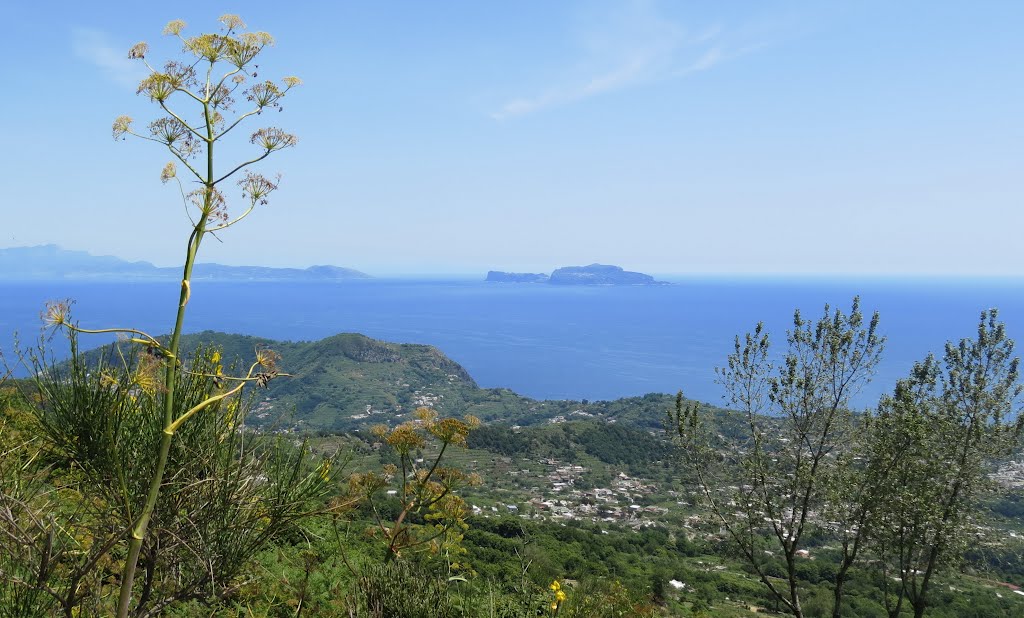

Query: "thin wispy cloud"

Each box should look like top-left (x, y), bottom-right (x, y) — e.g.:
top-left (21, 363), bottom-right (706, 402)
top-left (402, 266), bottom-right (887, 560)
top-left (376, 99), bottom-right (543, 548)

top-left (72, 27), bottom-right (146, 88)
top-left (492, 2), bottom-right (753, 120)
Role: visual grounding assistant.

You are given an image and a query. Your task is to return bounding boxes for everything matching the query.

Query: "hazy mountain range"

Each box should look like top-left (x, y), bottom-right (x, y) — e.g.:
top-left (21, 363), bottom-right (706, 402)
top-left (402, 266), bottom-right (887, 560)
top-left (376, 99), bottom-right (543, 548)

top-left (0, 245), bottom-right (370, 282)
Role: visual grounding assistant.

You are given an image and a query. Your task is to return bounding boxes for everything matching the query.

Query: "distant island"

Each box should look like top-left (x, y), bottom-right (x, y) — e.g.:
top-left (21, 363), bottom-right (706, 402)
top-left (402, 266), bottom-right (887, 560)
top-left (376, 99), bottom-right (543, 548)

top-left (485, 271), bottom-right (550, 283)
top-left (487, 263), bottom-right (666, 285)
top-left (0, 245), bottom-right (371, 282)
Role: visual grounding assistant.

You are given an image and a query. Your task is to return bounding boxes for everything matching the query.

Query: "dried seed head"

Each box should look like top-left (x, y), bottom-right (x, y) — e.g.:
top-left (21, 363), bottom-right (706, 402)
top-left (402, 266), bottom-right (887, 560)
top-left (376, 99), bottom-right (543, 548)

top-left (163, 20), bottom-right (186, 36)
top-left (428, 417), bottom-right (472, 446)
top-left (42, 300), bottom-right (72, 328)
top-left (239, 171), bottom-right (279, 205)
top-left (187, 186), bottom-right (228, 222)
top-left (163, 61), bottom-right (197, 89)
top-left (219, 14), bottom-right (246, 31)
top-left (254, 346), bottom-right (280, 370)
top-left (245, 80), bottom-right (286, 109)
top-left (137, 73), bottom-right (176, 102)
top-left (250, 127), bottom-right (297, 151)
top-left (134, 354), bottom-right (165, 396)
top-left (414, 407), bottom-right (438, 423)
top-left (386, 424), bottom-right (427, 452)
top-left (112, 115), bottom-right (133, 140)
top-left (149, 117), bottom-right (189, 145)
top-left (210, 111), bottom-right (226, 130)
top-left (185, 33), bottom-right (230, 62)
top-left (128, 41), bottom-right (149, 59)
top-left (210, 84), bottom-right (234, 109)
top-left (254, 371), bottom-right (278, 388)
top-left (160, 162), bottom-right (177, 183)
top-left (224, 32), bottom-right (272, 68)
top-left (240, 31), bottom-right (274, 48)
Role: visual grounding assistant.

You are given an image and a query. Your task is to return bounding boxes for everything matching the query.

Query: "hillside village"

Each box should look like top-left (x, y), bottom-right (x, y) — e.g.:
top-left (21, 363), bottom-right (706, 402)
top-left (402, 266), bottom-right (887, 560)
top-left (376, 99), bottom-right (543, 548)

top-left (473, 458), bottom-right (669, 530)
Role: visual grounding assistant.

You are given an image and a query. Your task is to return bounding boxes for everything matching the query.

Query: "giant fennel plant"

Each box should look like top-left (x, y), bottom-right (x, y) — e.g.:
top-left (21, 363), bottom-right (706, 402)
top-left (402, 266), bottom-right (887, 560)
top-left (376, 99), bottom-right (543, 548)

top-left (0, 16), bottom-right (336, 618)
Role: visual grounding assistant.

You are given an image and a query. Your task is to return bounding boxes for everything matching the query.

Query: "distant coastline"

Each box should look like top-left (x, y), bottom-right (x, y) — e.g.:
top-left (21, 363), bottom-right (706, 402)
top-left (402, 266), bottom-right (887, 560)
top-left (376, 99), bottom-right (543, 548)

top-left (0, 245), bottom-right (371, 282)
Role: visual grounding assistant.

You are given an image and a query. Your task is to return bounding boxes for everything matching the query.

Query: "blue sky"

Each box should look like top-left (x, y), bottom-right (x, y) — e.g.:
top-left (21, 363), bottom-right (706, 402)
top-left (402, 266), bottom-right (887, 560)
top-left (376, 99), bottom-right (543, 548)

top-left (1, 1), bottom-right (1021, 276)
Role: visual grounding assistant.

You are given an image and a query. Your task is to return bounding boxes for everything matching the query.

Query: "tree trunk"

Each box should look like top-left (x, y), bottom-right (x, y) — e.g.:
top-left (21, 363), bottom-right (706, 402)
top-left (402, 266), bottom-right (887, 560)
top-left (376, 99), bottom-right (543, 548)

top-left (786, 553), bottom-right (803, 618)
top-left (831, 574), bottom-right (846, 618)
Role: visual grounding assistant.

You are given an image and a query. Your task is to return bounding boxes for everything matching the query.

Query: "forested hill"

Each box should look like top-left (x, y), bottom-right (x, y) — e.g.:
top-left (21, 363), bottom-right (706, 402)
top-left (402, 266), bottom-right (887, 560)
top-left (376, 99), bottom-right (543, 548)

top-left (97, 331), bottom-right (730, 434)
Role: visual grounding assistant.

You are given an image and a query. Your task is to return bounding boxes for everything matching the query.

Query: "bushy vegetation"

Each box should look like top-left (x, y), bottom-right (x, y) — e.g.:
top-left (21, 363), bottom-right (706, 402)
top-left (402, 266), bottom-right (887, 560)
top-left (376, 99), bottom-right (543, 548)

top-left (670, 301), bottom-right (1024, 618)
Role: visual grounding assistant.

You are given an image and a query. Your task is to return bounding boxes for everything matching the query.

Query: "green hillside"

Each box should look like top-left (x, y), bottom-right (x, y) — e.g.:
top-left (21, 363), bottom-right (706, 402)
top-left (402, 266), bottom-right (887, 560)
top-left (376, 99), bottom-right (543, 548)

top-left (140, 331), bottom-right (718, 433)
top-left (13, 330), bottom-right (1024, 617)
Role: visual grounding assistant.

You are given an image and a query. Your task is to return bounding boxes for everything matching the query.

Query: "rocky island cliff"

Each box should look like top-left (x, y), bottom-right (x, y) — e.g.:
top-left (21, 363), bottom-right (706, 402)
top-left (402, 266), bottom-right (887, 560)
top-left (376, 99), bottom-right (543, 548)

top-left (487, 263), bottom-right (666, 285)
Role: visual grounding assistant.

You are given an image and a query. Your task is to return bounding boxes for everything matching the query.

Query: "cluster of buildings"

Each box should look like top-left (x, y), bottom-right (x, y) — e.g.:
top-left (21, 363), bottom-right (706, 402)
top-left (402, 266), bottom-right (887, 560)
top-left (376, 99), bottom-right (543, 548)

top-left (991, 460), bottom-right (1024, 489)
top-left (473, 457), bottom-right (670, 530)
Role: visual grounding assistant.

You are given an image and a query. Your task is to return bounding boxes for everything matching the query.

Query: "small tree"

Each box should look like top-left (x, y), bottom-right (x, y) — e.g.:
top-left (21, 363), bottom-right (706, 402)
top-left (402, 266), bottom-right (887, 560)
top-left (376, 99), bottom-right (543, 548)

top-left (670, 297), bottom-right (883, 618)
top-left (869, 309), bottom-right (1023, 618)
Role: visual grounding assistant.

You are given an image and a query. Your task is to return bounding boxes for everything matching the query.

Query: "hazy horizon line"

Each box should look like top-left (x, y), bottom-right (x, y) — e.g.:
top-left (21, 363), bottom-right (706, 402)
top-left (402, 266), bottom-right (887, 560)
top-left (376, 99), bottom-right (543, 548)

top-left (5, 244), bottom-right (1024, 281)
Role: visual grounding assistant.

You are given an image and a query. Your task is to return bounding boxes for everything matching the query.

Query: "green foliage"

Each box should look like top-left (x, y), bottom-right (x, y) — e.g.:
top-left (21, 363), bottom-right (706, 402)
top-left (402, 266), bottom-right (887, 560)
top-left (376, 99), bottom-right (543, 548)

top-left (0, 399), bottom-right (56, 618)
top-left (0, 335), bottom-right (336, 616)
top-left (558, 577), bottom-right (659, 617)
top-left (672, 297), bottom-right (884, 618)
top-left (667, 303), bottom-right (1024, 618)
top-left (869, 309), bottom-right (1023, 618)
top-left (468, 420), bottom-right (669, 473)
top-left (351, 561), bottom-right (461, 618)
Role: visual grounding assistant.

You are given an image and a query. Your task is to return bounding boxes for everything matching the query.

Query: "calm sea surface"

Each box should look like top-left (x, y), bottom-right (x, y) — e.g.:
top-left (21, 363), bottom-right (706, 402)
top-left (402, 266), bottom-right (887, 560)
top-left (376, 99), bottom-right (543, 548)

top-left (3, 277), bottom-right (1023, 407)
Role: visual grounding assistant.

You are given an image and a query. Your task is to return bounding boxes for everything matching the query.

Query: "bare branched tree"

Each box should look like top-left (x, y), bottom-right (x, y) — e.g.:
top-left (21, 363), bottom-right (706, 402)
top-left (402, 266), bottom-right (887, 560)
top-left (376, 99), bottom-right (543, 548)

top-left (670, 297), bottom-right (883, 617)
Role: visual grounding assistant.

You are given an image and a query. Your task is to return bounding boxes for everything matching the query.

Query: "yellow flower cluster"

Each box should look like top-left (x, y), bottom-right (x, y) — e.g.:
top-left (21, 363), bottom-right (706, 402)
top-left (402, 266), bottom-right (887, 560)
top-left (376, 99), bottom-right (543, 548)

top-left (549, 580), bottom-right (566, 614)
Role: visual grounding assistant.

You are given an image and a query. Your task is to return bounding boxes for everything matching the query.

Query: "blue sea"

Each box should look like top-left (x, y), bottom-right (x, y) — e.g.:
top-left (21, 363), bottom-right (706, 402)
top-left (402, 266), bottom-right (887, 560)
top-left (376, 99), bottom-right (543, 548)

top-left (2, 277), bottom-right (1023, 408)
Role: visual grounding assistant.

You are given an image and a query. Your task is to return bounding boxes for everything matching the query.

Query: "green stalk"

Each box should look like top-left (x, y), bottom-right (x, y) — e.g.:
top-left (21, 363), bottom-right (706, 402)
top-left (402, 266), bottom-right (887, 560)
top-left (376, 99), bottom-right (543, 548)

top-left (384, 441), bottom-right (450, 562)
top-left (115, 98), bottom-right (214, 618)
